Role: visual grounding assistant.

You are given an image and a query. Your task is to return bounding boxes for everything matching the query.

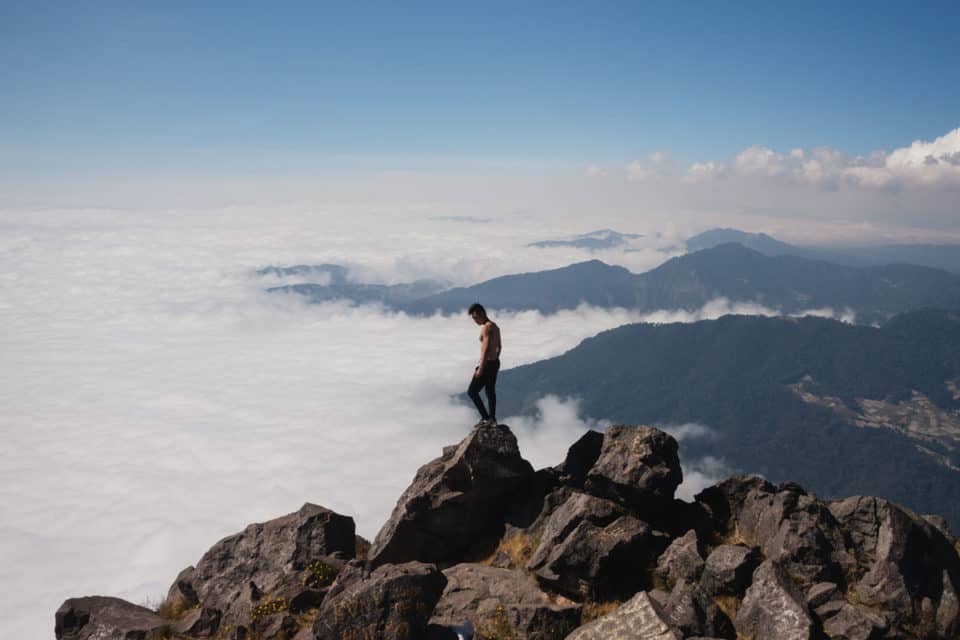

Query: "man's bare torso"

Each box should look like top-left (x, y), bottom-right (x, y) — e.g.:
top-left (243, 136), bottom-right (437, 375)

top-left (479, 321), bottom-right (502, 362)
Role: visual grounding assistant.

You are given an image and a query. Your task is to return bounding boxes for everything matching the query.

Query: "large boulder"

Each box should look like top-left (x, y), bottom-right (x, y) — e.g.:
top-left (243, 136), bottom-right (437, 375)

top-left (660, 580), bottom-right (735, 638)
top-left (313, 561), bottom-right (446, 640)
top-left (829, 495), bottom-right (960, 634)
top-left (163, 503), bottom-right (355, 633)
top-left (55, 596), bottom-right (167, 640)
top-left (427, 563), bottom-right (581, 639)
top-left (584, 425), bottom-right (682, 512)
top-left (526, 491), bottom-right (670, 600)
top-left (735, 560), bottom-right (815, 640)
top-left (655, 529), bottom-right (705, 590)
top-left (820, 603), bottom-right (888, 640)
top-left (565, 591), bottom-right (681, 640)
top-left (368, 424), bottom-right (534, 567)
top-left (699, 544), bottom-right (762, 598)
top-left (554, 430), bottom-right (604, 489)
top-left (697, 477), bottom-right (852, 588)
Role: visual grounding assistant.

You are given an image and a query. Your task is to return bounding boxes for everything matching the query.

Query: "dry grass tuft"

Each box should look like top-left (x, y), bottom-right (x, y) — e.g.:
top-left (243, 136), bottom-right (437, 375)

top-left (156, 596), bottom-right (196, 620)
top-left (355, 536), bottom-right (371, 561)
top-left (580, 600), bottom-right (621, 625)
top-left (714, 594), bottom-right (742, 622)
top-left (484, 532), bottom-right (540, 569)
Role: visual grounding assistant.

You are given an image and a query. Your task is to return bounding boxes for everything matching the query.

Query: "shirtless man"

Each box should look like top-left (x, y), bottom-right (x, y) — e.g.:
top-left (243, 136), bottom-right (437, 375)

top-left (467, 302), bottom-right (501, 426)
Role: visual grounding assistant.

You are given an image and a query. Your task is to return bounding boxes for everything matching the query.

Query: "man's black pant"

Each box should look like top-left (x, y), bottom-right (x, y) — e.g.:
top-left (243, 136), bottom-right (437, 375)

top-left (468, 359), bottom-right (500, 421)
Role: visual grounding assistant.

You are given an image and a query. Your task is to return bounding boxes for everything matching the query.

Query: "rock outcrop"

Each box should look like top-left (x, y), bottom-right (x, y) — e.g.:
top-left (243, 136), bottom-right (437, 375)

top-left (368, 423), bottom-right (535, 568)
top-left (427, 563), bottom-right (581, 639)
top-left (55, 596), bottom-right (167, 640)
top-left (56, 422), bottom-right (960, 640)
top-left (313, 561), bottom-right (446, 640)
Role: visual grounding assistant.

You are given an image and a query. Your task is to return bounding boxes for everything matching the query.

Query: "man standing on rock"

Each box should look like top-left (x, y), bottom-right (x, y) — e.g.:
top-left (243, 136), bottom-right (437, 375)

top-left (467, 302), bottom-right (501, 426)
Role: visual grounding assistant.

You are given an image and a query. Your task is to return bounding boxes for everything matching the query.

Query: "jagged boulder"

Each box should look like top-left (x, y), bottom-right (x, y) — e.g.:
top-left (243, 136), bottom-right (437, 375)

top-left (660, 580), bottom-right (734, 638)
top-left (55, 596), bottom-right (167, 640)
top-left (583, 425), bottom-right (682, 512)
top-left (655, 529), bottom-right (705, 590)
top-left (426, 563), bottom-right (581, 639)
top-left (829, 495), bottom-right (960, 634)
top-left (699, 544), bottom-right (761, 597)
top-left (555, 430), bottom-right (604, 488)
top-left (368, 423), bottom-right (534, 567)
top-left (566, 591), bottom-right (681, 640)
top-left (526, 491), bottom-right (669, 600)
top-left (163, 503), bottom-right (355, 634)
top-left (697, 477), bottom-right (853, 588)
top-left (735, 560), bottom-right (815, 640)
top-left (805, 581), bottom-right (841, 610)
top-left (821, 603), bottom-right (888, 640)
top-left (313, 561), bottom-right (446, 640)
top-left (172, 606), bottom-right (221, 637)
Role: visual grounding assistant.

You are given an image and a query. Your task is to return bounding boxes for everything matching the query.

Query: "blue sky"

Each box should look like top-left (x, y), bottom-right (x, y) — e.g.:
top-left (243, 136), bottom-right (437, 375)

top-left (3, 1), bottom-right (959, 177)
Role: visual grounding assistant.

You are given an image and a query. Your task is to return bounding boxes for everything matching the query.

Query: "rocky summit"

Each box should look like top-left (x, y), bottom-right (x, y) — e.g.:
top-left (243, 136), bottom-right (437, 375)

top-left (56, 423), bottom-right (960, 639)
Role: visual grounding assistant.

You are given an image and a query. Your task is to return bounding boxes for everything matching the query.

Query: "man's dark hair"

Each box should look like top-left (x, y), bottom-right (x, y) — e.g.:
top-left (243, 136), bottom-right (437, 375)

top-left (468, 302), bottom-right (486, 316)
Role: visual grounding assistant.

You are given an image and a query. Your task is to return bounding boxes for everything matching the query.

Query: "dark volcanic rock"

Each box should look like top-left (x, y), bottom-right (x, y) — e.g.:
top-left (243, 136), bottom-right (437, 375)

top-left (526, 491), bottom-right (669, 600)
top-left (172, 606), bottom-right (221, 637)
top-left (55, 596), bottom-right (165, 640)
top-left (735, 560), bottom-right (815, 640)
top-left (821, 603), bottom-right (887, 640)
top-left (166, 566), bottom-right (199, 608)
top-left (555, 429), bottom-right (604, 488)
top-left (368, 424), bottom-right (534, 567)
top-left (313, 561), bottom-right (446, 640)
top-left (584, 425), bottom-right (682, 512)
top-left (660, 580), bottom-right (734, 639)
top-left (655, 529), bottom-right (705, 590)
top-left (697, 477), bottom-right (853, 588)
top-left (700, 544), bottom-right (762, 597)
top-left (805, 581), bottom-right (840, 610)
top-left (829, 495), bottom-right (960, 633)
top-left (164, 502), bottom-right (354, 632)
top-left (566, 591), bottom-right (681, 639)
top-left (427, 563), bottom-right (580, 640)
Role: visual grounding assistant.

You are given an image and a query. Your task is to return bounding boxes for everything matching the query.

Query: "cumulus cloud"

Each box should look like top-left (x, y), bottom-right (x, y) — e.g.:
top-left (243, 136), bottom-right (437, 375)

top-left (688, 126), bottom-right (960, 189)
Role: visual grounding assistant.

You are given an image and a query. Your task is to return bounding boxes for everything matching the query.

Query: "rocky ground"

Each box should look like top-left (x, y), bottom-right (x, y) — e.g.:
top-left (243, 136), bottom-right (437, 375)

top-left (56, 423), bottom-right (960, 639)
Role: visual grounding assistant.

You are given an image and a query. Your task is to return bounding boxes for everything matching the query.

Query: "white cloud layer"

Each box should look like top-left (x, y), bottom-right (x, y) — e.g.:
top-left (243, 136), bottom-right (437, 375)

top-left (0, 188), bottom-right (938, 636)
top-left (0, 206), bottom-right (788, 638)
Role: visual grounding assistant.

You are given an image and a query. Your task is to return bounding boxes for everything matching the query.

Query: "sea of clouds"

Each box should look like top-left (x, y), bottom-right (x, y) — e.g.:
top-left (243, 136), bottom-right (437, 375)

top-left (0, 205), bottom-right (853, 638)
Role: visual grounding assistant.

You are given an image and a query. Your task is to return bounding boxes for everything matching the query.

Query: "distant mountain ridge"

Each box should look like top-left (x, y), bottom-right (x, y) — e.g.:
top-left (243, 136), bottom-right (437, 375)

top-left (263, 244), bottom-right (960, 324)
top-left (497, 309), bottom-right (960, 531)
top-left (687, 227), bottom-right (960, 273)
top-left (527, 228), bottom-right (644, 250)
